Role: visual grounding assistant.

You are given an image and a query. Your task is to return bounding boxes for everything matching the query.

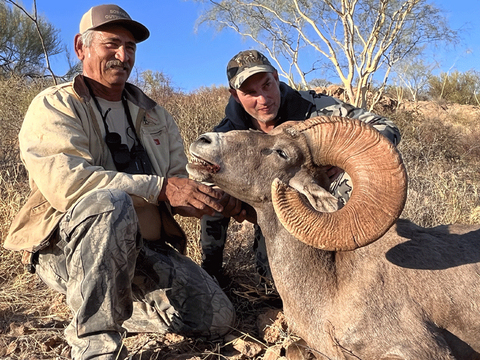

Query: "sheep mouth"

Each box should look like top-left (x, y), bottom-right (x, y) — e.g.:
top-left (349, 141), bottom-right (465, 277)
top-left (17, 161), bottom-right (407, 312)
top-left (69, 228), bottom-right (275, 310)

top-left (187, 155), bottom-right (221, 175)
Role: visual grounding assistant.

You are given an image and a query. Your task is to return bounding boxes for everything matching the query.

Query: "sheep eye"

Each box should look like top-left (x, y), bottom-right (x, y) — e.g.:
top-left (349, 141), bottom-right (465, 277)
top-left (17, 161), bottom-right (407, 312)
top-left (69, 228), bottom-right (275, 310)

top-left (276, 149), bottom-right (288, 159)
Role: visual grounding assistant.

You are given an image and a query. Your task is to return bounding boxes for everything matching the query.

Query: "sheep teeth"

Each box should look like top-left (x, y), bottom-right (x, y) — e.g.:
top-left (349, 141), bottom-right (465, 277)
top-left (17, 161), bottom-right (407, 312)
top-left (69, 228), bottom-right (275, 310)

top-left (190, 156), bottom-right (220, 174)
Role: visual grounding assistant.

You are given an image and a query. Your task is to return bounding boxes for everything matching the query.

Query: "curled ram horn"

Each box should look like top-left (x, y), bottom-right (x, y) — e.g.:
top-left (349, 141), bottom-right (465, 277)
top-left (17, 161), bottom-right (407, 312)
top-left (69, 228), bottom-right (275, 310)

top-left (272, 116), bottom-right (408, 251)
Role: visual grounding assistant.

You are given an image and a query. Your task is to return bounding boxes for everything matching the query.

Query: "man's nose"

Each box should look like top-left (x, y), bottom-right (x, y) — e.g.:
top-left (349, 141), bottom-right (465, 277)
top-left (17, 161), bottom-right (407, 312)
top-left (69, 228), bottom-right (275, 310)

top-left (257, 93), bottom-right (267, 104)
top-left (115, 46), bottom-right (128, 62)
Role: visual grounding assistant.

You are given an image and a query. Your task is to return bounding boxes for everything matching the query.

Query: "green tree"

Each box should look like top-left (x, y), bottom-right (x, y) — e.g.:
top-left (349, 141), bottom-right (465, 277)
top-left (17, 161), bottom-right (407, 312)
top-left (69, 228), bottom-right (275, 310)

top-left (0, 1), bottom-right (63, 78)
top-left (192, 0), bottom-right (457, 108)
top-left (428, 70), bottom-right (480, 105)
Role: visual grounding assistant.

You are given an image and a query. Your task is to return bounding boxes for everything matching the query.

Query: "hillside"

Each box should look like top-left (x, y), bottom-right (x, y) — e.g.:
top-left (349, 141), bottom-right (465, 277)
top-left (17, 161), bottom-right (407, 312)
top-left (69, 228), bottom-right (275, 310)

top-left (1, 79), bottom-right (479, 359)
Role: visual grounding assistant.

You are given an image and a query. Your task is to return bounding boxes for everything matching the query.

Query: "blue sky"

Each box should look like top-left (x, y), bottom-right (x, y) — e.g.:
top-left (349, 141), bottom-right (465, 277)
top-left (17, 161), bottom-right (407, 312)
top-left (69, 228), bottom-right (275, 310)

top-left (36, 0), bottom-right (480, 92)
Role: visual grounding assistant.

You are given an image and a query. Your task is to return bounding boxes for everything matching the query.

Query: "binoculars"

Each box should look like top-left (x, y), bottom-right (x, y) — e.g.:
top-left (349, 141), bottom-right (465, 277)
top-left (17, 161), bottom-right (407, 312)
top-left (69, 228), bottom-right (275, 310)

top-left (105, 132), bottom-right (152, 175)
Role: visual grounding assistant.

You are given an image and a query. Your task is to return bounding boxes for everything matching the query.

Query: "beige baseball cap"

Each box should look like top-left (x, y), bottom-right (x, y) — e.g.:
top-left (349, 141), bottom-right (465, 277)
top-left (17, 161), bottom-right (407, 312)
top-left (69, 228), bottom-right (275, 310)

top-left (227, 50), bottom-right (276, 89)
top-left (79, 4), bottom-right (150, 43)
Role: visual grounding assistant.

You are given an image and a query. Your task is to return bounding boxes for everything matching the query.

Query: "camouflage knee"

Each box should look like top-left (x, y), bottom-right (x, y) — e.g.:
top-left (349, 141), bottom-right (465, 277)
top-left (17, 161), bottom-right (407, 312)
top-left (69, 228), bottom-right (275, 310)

top-left (127, 244), bottom-right (235, 339)
top-left (36, 189), bottom-right (140, 360)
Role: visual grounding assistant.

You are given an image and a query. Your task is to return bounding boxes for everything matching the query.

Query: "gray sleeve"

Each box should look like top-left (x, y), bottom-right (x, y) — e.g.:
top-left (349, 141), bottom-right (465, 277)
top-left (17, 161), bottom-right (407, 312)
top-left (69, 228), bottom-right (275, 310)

top-left (313, 97), bottom-right (401, 146)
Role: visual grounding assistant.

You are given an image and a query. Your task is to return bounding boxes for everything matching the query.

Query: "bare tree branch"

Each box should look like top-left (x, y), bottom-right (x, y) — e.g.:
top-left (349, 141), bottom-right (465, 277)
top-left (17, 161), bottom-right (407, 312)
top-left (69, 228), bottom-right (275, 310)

top-left (5, 0), bottom-right (57, 84)
top-left (193, 0), bottom-right (457, 107)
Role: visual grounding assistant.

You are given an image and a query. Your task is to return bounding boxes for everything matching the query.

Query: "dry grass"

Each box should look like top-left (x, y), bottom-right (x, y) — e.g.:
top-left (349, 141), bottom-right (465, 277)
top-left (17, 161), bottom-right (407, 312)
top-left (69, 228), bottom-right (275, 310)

top-left (0, 77), bottom-right (479, 359)
top-left (391, 108), bottom-right (480, 226)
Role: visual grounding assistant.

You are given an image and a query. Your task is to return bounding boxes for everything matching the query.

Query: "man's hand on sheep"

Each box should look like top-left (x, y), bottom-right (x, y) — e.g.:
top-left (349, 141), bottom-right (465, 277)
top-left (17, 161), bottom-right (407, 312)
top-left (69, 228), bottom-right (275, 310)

top-left (215, 190), bottom-right (257, 224)
top-left (218, 191), bottom-right (246, 222)
top-left (159, 177), bottom-right (224, 218)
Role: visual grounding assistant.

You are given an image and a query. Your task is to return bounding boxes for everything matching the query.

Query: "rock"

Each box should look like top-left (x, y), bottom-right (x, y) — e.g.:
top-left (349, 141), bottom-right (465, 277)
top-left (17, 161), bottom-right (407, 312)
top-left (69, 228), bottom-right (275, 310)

top-left (257, 309), bottom-right (287, 344)
top-left (224, 334), bottom-right (264, 357)
top-left (263, 344), bottom-right (283, 360)
top-left (285, 339), bottom-right (313, 360)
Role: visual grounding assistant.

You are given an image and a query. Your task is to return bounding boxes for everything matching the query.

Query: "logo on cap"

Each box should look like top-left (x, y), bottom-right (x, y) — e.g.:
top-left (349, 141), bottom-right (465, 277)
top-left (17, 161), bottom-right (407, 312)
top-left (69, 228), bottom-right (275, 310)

top-left (79, 4), bottom-right (150, 43)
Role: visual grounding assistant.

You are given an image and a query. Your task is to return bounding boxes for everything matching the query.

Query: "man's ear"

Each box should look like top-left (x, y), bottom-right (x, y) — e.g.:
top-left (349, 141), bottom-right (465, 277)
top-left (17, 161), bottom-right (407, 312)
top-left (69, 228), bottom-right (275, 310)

top-left (229, 88), bottom-right (241, 104)
top-left (74, 34), bottom-right (85, 61)
top-left (272, 70), bottom-right (280, 84)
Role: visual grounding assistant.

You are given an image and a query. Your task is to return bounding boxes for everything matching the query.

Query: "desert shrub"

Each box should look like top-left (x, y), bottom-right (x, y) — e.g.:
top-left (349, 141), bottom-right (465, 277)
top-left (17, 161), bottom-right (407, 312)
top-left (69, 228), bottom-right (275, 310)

top-left (427, 70), bottom-right (480, 105)
top-left (136, 70), bottom-right (230, 150)
top-left (0, 77), bottom-right (50, 170)
top-left (391, 110), bottom-right (480, 227)
top-left (153, 85), bottom-right (230, 149)
top-left (0, 77), bottom-right (51, 239)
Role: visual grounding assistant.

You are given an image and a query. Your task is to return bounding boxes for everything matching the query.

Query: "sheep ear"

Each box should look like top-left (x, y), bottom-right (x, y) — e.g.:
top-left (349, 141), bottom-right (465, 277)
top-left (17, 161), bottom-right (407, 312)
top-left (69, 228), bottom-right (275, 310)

top-left (272, 116), bottom-right (407, 251)
top-left (287, 172), bottom-right (340, 213)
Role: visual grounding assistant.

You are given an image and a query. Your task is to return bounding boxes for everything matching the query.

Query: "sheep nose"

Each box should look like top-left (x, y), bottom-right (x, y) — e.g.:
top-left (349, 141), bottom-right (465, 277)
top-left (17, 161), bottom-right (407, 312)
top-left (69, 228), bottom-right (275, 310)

top-left (197, 134), bottom-right (213, 144)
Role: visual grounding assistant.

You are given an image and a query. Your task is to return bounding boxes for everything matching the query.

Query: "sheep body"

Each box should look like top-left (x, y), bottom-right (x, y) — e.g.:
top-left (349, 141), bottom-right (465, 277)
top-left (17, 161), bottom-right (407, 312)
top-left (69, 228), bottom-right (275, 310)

top-left (187, 118), bottom-right (480, 359)
top-left (271, 218), bottom-right (480, 359)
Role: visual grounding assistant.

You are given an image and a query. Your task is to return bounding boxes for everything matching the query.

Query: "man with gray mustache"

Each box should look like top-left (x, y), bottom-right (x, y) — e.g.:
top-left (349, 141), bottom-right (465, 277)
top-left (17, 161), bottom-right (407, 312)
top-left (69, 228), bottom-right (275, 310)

top-left (4, 4), bottom-right (235, 359)
top-left (105, 59), bottom-right (130, 71)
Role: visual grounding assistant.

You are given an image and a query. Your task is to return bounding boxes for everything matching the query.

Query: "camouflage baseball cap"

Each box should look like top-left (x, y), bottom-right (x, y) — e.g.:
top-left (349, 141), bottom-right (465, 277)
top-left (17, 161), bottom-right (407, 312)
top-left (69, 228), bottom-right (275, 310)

top-left (227, 50), bottom-right (276, 89)
top-left (79, 4), bottom-right (150, 43)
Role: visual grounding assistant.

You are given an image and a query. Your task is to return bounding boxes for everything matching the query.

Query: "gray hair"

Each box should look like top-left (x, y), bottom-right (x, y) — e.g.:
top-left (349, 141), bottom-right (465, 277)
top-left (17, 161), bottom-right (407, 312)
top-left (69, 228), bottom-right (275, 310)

top-left (80, 29), bottom-right (96, 48)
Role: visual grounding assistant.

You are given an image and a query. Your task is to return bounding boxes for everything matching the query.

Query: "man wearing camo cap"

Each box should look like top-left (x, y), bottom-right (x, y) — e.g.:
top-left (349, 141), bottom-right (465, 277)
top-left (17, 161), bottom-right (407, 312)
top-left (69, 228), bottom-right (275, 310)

top-left (200, 49), bottom-right (401, 282)
top-left (4, 4), bottom-right (235, 359)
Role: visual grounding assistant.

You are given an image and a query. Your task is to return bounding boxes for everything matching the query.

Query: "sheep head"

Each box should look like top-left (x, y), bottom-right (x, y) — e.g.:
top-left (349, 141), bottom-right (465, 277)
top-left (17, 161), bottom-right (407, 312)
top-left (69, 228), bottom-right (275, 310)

top-left (188, 116), bottom-right (407, 251)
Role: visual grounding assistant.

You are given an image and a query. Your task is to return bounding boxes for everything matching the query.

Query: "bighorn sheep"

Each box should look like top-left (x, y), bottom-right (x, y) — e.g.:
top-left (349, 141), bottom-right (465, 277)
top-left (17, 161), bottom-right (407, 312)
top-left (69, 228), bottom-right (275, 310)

top-left (187, 116), bottom-right (480, 360)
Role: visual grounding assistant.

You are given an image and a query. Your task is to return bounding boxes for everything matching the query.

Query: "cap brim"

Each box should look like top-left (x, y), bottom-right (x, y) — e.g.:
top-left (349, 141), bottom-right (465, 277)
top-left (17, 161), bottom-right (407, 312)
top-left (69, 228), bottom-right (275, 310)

top-left (230, 64), bottom-right (275, 89)
top-left (95, 19), bottom-right (150, 43)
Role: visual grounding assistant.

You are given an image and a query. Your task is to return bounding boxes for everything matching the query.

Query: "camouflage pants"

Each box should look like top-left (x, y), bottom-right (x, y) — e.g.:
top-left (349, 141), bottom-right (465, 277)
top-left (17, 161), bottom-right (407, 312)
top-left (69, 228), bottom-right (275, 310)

top-left (35, 189), bottom-right (235, 360)
top-left (200, 214), bottom-right (271, 279)
top-left (200, 173), bottom-right (353, 280)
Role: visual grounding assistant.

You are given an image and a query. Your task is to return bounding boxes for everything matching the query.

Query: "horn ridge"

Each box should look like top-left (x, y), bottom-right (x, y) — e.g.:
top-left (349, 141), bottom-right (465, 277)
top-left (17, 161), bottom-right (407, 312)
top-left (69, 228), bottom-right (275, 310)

top-left (272, 116), bottom-right (407, 251)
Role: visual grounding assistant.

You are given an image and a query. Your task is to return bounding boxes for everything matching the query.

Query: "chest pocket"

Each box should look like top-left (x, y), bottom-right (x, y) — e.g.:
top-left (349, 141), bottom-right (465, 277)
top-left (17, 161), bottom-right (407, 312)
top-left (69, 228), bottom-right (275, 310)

top-left (141, 124), bottom-right (170, 176)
